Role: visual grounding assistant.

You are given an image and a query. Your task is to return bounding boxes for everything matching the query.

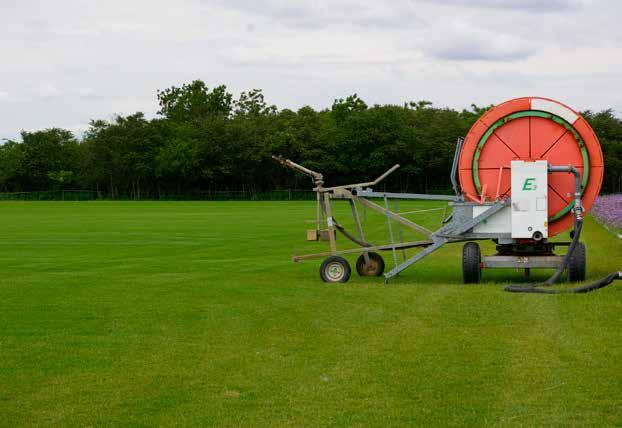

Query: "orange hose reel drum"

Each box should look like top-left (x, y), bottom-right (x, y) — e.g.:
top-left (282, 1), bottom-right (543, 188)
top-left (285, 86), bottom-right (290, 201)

top-left (458, 97), bottom-right (604, 237)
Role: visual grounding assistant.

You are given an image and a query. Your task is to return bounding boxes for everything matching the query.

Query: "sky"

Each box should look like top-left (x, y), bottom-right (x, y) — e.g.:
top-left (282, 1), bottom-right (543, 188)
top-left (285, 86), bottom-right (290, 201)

top-left (1, 0), bottom-right (621, 140)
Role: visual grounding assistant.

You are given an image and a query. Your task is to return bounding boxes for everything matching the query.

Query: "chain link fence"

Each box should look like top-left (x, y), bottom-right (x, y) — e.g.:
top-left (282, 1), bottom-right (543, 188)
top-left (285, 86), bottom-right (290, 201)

top-left (0, 190), bottom-right (100, 201)
top-left (0, 189), bottom-right (317, 201)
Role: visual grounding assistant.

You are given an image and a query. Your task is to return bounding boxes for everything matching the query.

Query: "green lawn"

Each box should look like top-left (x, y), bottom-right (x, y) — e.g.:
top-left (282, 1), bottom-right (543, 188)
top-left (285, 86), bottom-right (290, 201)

top-left (1, 201), bottom-right (621, 426)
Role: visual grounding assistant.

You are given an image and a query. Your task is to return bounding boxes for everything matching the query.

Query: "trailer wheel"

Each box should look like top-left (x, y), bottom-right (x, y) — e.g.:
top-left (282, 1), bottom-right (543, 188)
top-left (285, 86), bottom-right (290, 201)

top-left (320, 256), bottom-right (351, 283)
top-left (462, 242), bottom-right (482, 284)
top-left (568, 242), bottom-right (586, 282)
top-left (355, 252), bottom-right (385, 277)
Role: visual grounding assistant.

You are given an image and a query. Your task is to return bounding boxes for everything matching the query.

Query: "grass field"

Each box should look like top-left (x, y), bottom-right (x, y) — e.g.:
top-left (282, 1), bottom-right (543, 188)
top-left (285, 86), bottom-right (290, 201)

top-left (1, 201), bottom-right (621, 426)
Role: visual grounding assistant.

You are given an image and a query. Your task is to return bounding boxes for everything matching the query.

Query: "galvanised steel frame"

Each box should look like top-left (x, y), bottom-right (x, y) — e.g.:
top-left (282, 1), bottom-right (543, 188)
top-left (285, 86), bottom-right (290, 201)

top-left (272, 138), bottom-right (575, 282)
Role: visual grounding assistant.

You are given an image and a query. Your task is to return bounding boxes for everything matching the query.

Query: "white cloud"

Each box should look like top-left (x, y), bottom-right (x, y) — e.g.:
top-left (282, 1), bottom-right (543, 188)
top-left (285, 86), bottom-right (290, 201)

top-left (213, 0), bottom-right (423, 29)
top-left (0, 91), bottom-right (14, 102)
top-left (424, 0), bottom-right (583, 12)
top-left (0, 0), bottom-right (620, 140)
top-left (32, 84), bottom-right (64, 99)
top-left (73, 87), bottom-right (101, 100)
top-left (421, 21), bottom-right (534, 61)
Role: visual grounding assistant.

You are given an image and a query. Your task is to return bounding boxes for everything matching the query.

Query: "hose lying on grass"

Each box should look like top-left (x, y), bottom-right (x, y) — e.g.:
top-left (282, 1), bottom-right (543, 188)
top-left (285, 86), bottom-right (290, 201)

top-left (504, 218), bottom-right (622, 294)
top-left (505, 166), bottom-right (622, 294)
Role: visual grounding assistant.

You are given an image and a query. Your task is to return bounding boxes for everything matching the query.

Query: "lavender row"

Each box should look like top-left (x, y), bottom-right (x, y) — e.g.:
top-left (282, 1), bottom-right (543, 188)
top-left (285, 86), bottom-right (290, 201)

top-left (591, 194), bottom-right (622, 229)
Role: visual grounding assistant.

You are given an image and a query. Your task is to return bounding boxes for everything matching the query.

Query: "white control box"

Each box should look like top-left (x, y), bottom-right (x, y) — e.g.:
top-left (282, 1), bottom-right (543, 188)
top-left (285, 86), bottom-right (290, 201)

top-left (510, 160), bottom-right (548, 239)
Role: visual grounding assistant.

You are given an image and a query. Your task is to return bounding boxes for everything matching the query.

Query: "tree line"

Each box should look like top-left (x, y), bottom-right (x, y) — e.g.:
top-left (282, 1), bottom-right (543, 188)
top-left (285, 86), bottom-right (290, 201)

top-left (1, 80), bottom-right (621, 198)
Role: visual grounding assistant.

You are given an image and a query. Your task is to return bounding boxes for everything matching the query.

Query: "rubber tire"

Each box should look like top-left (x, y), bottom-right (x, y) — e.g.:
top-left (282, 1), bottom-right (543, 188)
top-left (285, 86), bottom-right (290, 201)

top-left (568, 242), bottom-right (586, 282)
top-left (320, 256), bottom-right (351, 283)
top-left (355, 252), bottom-right (385, 277)
top-left (462, 242), bottom-right (482, 284)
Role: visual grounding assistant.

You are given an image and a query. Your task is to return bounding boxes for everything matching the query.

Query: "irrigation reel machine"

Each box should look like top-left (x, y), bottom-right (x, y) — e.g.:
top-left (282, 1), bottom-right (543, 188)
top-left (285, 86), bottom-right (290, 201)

top-left (274, 97), bottom-right (621, 293)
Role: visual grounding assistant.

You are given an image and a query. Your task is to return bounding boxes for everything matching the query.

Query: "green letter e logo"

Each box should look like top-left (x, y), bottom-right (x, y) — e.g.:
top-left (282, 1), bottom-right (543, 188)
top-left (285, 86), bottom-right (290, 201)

top-left (522, 178), bottom-right (537, 191)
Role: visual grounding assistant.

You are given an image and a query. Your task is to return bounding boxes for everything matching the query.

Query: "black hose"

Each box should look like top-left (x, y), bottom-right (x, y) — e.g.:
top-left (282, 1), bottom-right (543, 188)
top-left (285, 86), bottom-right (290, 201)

top-left (332, 217), bottom-right (373, 247)
top-left (509, 271), bottom-right (622, 294)
top-left (504, 218), bottom-right (622, 294)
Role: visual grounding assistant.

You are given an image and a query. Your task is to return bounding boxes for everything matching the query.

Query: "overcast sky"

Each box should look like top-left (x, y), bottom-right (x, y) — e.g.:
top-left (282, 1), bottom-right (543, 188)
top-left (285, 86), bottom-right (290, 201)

top-left (1, 0), bottom-right (621, 140)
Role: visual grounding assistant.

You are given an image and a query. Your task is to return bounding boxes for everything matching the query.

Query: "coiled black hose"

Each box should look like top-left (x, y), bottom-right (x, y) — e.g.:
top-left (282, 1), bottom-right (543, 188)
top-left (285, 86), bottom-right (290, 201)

top-left (504, 218), bottom-right (621, 294)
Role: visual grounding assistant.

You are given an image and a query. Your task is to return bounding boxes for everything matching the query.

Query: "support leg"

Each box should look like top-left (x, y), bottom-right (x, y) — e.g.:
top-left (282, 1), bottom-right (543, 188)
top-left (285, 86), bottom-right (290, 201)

top-left (384, 238), bottom-right (449, 281)
top-left (349, 199), bottom-right (369, 264)
top-left (393, 199), bottom-right (407, 261)
top-left (316, 191), bottom-right (321, 233)
top-left (323, 193), bottom-right (337, 255)
top-left (384, 196), bottom-right (399, 271)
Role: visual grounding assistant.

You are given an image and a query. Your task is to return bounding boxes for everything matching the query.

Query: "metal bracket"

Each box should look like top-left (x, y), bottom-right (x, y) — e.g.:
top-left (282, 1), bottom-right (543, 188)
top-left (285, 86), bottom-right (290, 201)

top-left (384, 199), bottom-right (510, 281)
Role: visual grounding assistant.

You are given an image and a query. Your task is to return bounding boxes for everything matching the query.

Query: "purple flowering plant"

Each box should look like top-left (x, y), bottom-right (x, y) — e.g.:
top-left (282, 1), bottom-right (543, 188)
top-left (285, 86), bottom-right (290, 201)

top-left (591, 194), bottom-right (622, 232)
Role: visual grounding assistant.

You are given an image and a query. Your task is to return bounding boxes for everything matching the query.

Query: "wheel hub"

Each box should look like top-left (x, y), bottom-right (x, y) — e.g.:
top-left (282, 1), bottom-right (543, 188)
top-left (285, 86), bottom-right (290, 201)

top-left (326, 262), bottom-right (345, 281)
top-left (363, 260), bottom-right (378, 274)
